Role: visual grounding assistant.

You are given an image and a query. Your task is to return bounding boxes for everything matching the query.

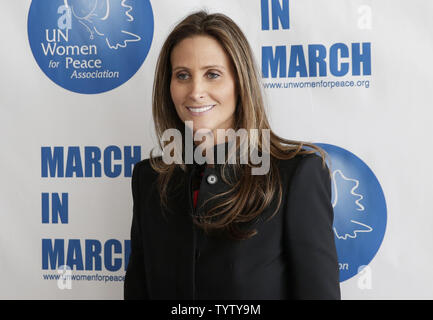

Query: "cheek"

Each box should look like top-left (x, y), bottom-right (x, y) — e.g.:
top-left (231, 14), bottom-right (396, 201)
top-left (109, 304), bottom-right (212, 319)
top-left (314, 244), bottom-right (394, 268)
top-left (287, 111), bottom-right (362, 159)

top-left (170, 81), bottom-right (180, 105)
top-left (169, 83), bottom-right (186, 121)
top-left (217, 82), bottom-right (237, 110)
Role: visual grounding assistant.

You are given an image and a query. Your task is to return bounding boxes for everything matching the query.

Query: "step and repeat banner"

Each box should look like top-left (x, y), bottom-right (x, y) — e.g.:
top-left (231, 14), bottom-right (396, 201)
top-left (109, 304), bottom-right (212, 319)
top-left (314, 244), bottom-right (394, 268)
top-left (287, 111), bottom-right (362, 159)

top-left (1, 0), bottom-right (432, 299)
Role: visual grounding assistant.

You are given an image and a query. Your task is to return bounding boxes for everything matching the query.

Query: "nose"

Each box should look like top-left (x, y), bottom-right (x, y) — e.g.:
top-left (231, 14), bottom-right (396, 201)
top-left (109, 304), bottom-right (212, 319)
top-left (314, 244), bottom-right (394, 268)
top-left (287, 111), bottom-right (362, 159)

top-left (188, 78), bottom-right (207, 101)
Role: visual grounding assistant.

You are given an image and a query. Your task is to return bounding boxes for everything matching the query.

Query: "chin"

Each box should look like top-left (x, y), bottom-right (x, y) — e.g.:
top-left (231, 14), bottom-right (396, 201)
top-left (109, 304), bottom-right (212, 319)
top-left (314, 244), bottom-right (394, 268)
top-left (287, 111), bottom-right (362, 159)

top-left (188, 121), bottom-right (213, 133)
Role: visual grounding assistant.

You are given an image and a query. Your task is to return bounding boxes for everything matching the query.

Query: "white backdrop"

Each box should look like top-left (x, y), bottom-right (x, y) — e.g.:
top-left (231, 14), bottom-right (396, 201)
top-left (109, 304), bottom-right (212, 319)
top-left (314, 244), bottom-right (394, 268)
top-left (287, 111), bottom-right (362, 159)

top-left (1, 0), bottom-right (433, 299)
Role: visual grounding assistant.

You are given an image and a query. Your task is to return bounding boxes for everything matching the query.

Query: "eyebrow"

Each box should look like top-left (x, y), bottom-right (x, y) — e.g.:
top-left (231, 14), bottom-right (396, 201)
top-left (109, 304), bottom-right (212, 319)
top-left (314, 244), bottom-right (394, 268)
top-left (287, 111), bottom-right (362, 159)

top-left (172, 65), bottom-right (226, 72)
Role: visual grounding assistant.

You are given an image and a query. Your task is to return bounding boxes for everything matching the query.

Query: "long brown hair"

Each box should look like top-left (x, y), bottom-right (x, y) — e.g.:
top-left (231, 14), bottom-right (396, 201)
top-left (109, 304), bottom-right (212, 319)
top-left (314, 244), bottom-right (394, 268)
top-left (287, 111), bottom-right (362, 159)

top-left (150, 10), bottom-right (327, 240)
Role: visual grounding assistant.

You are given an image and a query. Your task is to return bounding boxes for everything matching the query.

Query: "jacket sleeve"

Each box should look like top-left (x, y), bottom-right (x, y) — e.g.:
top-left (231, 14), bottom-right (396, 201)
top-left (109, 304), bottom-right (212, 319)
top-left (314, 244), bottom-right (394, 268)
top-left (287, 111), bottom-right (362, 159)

top-left (284, 154), bottom-right (341, 299)
top-left (124, 162), bottom-right (149, 299)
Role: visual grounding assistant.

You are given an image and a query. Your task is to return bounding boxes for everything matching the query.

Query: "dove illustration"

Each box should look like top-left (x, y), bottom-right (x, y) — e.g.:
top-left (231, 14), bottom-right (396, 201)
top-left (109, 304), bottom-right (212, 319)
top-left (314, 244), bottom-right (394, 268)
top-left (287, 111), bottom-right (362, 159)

top-left (331, 169), bottom-right (373, 240)
top-left (64, 0), bottom-right (141, 49)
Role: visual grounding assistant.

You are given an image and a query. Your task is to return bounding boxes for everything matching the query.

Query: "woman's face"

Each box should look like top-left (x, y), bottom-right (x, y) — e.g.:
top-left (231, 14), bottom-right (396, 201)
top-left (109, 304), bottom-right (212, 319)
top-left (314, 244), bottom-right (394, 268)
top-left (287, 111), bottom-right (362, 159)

top-left (170, 35), bottom-right (238, 140)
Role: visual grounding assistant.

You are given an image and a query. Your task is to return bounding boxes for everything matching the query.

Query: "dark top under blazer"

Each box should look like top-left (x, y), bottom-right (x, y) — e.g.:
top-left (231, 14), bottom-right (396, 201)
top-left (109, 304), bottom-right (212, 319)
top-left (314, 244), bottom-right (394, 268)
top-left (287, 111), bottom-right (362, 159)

top-left (124, 152), bottom-right (341, 300)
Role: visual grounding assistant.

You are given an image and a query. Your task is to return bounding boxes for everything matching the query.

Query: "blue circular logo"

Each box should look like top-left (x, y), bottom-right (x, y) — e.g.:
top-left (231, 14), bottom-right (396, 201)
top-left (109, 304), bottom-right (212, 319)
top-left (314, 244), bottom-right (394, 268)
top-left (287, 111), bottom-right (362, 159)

top-left (28, 0), bottom-right (154, 94)
top-left (316, 143), bottom-right (387, 282)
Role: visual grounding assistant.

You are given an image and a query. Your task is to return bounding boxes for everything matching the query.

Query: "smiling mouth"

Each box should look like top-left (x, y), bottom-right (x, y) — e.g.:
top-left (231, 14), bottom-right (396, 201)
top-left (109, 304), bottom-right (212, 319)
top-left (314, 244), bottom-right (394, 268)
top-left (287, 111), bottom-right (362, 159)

top-left (186, 104), bottom-right (216, 114)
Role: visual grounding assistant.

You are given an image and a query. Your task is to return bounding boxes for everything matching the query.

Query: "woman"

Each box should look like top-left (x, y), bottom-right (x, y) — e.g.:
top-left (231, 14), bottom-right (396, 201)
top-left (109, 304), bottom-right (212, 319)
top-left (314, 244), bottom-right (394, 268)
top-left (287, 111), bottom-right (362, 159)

top-left (124, 10), bottom-right (340, 300)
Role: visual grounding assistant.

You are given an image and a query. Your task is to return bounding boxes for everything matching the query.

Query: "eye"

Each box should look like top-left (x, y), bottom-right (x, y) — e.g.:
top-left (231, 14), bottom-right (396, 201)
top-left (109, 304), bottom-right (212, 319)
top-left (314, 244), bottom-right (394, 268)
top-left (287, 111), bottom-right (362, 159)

top-left (176, 72), bottom-right (190, 80)
top-left (207, 72), bottom-right (220, 79)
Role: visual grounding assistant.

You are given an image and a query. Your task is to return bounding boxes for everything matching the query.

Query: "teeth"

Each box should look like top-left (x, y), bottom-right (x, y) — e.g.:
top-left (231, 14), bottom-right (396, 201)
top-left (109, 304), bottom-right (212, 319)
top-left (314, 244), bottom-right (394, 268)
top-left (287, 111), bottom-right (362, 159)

top-left (187, 105), bottom-right (215, 113)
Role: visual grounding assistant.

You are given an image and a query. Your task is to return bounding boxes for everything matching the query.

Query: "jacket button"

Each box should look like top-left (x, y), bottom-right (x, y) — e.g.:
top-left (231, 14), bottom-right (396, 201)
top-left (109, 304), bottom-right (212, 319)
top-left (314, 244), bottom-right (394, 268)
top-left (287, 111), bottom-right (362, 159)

top-left (206, 174), bottom-right (218, 185)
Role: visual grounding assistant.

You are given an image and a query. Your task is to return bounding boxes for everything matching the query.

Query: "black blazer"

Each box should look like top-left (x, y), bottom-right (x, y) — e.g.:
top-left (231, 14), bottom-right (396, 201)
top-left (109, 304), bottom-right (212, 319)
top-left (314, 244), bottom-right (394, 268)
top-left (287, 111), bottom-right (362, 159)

top-left (124, 150), bottom-right (340, 300)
